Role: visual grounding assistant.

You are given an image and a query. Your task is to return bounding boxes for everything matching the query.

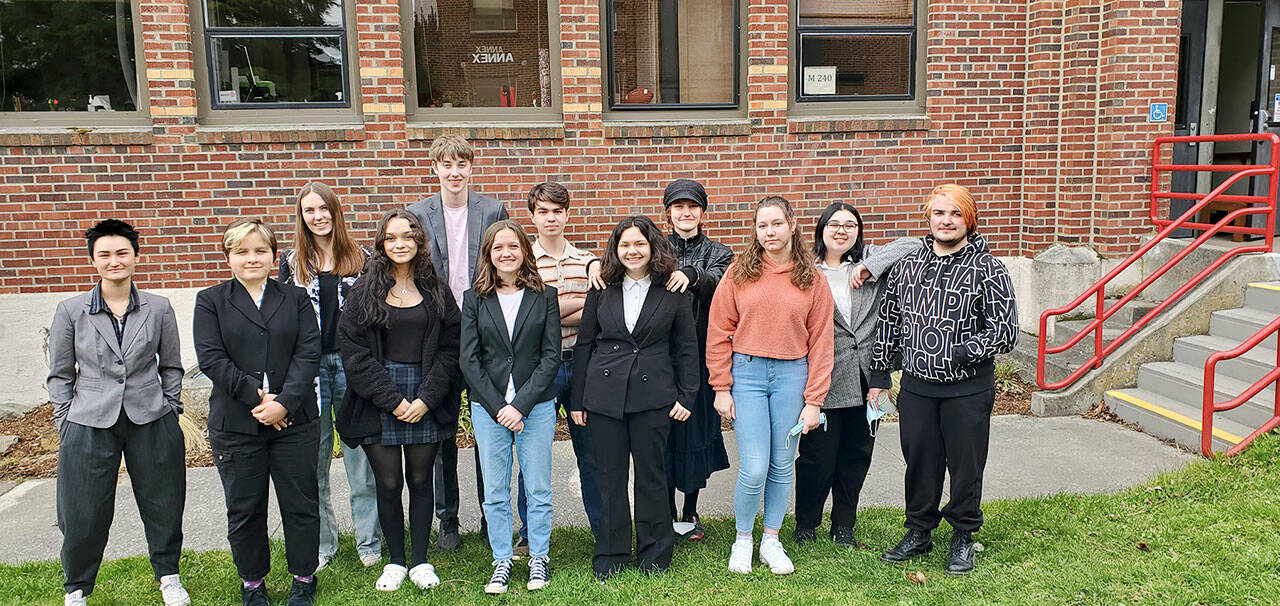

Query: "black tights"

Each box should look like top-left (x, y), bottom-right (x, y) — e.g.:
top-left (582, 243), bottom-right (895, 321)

top-left (669, 486), bottom-right (701, 521)
top-left (363, 442), bottom-right (440, 567)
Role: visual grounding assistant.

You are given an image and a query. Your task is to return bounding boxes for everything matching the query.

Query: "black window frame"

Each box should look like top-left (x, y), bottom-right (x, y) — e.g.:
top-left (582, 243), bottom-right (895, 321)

top-left (200, 0), bottom-right (352, 111)
top-left (602, 0), bottom-right (741, 111)
top-left (793, 4), bottom-right (919, 104)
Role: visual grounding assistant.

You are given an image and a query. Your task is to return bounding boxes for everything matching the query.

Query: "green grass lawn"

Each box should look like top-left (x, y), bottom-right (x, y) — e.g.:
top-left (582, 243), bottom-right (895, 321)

top-left (4, 435), bottom-right (1279, 606)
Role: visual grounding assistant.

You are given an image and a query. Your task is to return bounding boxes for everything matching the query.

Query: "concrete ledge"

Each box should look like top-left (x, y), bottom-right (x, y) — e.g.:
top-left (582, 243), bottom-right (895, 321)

top-left (0, 127), bottom-right (154, 147)
top-left (602, 119), bottom-right (752, 139)
top-left (196, 125), bottom-right (367, 145)
top-left (788, 114), bottom-right (931, 134)
top-left (406, 123), bottom-right (565, 141)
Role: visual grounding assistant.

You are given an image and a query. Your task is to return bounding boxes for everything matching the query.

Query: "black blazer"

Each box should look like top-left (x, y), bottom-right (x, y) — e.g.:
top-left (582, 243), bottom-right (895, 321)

top-left (335, 278), bottom-right (461, 448)
top-left (570, 282), bottom-right (699, 419)
top-left (460, 286), bottom-right (561, 420)
top-left (194, 278), bottom-right (321, 435)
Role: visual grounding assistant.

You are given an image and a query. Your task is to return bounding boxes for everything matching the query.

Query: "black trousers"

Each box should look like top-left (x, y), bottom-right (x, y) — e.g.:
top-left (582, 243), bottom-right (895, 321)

top-left (209, 420), bottom-right (320, 581)
top-left (794, 405), bottom-right (875, 531)
top-left (589, 408), bottom-right (672, 576)
top-left (57, 411), bottom-right (186, 596)
top-left (432, 422), bottom-right (486, 532)
top-left (898, 387), bottom-right (995, 533)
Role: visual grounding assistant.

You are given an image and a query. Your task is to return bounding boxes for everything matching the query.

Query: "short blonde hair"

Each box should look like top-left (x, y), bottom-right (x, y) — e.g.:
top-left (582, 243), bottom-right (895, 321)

top-left (429, 134), bottom-right (474, 163)
top-left (221, 218), bottom-right (278, 256)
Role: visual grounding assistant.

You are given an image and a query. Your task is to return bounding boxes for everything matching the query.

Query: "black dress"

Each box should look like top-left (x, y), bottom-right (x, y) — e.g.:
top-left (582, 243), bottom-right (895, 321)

top-left (666, 232), bottom-right (733, 492)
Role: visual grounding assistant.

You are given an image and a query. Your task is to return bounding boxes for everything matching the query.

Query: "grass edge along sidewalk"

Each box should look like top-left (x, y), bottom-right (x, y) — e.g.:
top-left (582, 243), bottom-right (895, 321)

top-left (2, 435), bottom-right (1277, 606)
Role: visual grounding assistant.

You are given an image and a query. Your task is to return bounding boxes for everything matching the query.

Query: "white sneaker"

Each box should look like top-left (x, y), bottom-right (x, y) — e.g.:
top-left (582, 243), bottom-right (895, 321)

top-left (64, 590), bottom-right (87, 606)
top-left (159, 575), bottom-right (190, 606)
top-left (728, 539), bottom-right (753, 574)
top-left (758, 538), bottom-right (795, 574)
top-left (359, 552), bottom-right (382, 567)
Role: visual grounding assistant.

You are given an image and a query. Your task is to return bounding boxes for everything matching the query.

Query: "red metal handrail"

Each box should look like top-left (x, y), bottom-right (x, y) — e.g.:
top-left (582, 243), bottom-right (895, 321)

top-left (1202, 316), bottom-right (1280, 457)
top-left (1036, 133), bottom-right (1280, 391)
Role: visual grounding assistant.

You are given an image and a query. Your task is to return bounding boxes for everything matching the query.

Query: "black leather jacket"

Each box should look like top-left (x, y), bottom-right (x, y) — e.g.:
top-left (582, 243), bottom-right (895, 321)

top-left (668, 232), bottom-right (734, 344)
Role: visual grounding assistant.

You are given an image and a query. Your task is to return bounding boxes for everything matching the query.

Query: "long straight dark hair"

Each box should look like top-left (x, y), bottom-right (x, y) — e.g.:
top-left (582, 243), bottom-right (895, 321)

top-left (348, 210), bottom-right (447, 328)
top-left (812, 202), bottom-right (865, 264)
top-left (599, 215), bottom-right (677, 284)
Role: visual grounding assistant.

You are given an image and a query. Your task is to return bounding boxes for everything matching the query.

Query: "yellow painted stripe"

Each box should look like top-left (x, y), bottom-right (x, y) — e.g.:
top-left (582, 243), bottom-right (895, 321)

top-left (1247, 282), bottom-right (1280, 291)
top-left (1106, 390), bottom-right (1243, 444)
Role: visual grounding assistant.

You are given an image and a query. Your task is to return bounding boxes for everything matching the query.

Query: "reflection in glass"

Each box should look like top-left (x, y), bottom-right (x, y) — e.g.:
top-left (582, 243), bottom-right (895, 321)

top-left (0, 0), bottom-right (137, 112)
top-left (799, 33), bottom-right (911, 98)
top-left (797, 0), bottom-right (912, 27)
top-left (610, 0), bottom-right (734, 106)
top-left (205, 0), bottom-right (342, 28)
top-left (211, 36), bottom-right (344, 105)
top-left (414, 0), bottom-right (551, 109)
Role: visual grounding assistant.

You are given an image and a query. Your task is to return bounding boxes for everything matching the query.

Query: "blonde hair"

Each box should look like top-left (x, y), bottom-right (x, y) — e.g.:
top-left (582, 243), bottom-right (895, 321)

top-left (429, 134), bottom-right (475, 163)
top-left (221, 218), bottom-right (277, 256)
top-left (925, 183), bottom-right (978, 234)
top-left (292, 182), bottom-right (364, 283)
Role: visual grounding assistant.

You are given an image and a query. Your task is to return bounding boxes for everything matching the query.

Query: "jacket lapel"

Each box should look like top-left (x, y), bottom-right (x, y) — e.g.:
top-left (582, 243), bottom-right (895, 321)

top-left (120, 297), bottom-right (151, 354)
top-left (423, 196), bottom-right (449, 278)
top-left (832, 294), bottom-right (855, 337)
top-left (511, 288), bottom-right (537, 344)
top-left (228, 281), bottom-right (267, 329)
top-left (631, 284), bottom-right (661, 340)
top-left (466, 191), bottom-right (484, 280)
top-left (84, 302), bottom-right (124, 359)
top-left (483, 293), bottom-right (513, 351)
top-left (260, 280), bottom-right (285, 325)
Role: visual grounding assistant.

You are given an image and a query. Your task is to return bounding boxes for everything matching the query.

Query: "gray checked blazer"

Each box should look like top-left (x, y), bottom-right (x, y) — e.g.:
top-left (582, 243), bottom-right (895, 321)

top-left (46, 287), bottom-right (184, 428)
top-left (822, 237), bottom-right (920, 409)
top-left (406, 190), bottom-right (510, 284)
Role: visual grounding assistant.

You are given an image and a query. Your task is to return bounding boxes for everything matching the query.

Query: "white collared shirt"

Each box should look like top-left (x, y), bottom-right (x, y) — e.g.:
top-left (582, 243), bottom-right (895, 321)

top-left (622, 274), bottom-right (651, 333)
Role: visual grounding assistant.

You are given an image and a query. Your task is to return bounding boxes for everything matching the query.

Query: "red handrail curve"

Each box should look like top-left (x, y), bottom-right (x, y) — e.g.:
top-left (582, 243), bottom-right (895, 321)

top-left (1036, 133), bottom-right (1280, 391)
top-left (1202, 315), bottom-right (1280, 457)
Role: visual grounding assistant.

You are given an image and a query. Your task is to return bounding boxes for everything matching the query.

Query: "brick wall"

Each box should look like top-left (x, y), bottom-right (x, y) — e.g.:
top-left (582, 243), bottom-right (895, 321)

top-left (0, 0), bottom-right (1179, 295)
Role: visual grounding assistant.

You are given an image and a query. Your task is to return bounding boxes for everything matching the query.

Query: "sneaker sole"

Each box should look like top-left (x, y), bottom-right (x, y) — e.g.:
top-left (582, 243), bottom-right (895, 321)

top-left (484, 584), bottom-right (508, 594)
top-left (527, 581), bottom-right (548, 591)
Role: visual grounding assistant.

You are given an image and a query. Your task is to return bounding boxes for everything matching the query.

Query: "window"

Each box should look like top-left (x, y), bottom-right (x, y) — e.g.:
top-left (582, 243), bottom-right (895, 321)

top-left (199, 0), bottom-right (349, 109)
top-left (409, 0), bottom-right (556, 113)
top-left (793, 0), bottom-right (922, 107)
top-left (605, 0), bottom-right (738, 109)
top-left (0, 0), bottom-right (145, 123)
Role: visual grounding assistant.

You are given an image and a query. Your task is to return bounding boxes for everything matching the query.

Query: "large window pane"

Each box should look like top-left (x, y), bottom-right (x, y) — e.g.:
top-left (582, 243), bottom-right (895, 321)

top-left (211, 36), bottom-right (344, 105)
top-left (413, 0), bottom-right (551, 108)
top-left (798, 0), bottom-right (911, 27)
top-left (0, 0), bottom-right (138, 112)
top-left (798, 33), bottom-right (911, 98)
top-left (206, 0), bottom-right (342, 28)
top-left (609, 0), bottom-right (734, 106)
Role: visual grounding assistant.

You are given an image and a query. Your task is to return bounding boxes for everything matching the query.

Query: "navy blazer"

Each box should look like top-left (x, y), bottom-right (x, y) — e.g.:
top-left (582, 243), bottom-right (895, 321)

top-left (459, 286), bottom-right (561, 420)
top-left (570, 283), bottom-right (699, 419)
top-left (194, 278), bottom-right (321, 435)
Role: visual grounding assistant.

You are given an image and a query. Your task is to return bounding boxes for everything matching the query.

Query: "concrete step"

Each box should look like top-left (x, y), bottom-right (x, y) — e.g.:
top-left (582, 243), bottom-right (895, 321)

top-left (1049, 320), bottom-right (1126, 349)
top-left (1172, 334), bottom-right (1278, 386)
top-left (1244, 281), bottom-right (1280, 312)
top-left (1007, 330), bottom-right (1093, 387)
top-left (1136, 361), bottom-right (1277, 429)
top-left (1209, 306), bottom-right (1280, 343)
top-left (1101, 298), bottom-right (1159, 326)
top-left (1105, 388), bottom-right (1256, 453)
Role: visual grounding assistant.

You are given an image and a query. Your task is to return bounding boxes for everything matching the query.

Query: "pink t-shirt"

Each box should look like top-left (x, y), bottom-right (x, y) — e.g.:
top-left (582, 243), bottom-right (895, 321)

top-left (442, 203), bottom-right (469, 308)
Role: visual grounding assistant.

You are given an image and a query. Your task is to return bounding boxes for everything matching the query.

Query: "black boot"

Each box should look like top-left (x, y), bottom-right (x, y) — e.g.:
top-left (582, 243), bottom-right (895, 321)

top-left (793, 527), bottom-right (817, 545)
top-left (284, 577), bottom-right (318, 606)
top-left (240, 584), bottom-right (269, 606)
top-left (831, 525), bottom-right (856, 547)
top-left (946, 531), bottom-right (976, 575)
top-left (436, 519), bottom-right (462, 552)
top-left (880, 529), bottom-right (932, 563)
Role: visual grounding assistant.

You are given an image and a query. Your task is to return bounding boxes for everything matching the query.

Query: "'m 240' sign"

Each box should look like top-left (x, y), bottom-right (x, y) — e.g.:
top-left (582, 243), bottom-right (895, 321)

top-left (473, 46), bottom-right (514, 64)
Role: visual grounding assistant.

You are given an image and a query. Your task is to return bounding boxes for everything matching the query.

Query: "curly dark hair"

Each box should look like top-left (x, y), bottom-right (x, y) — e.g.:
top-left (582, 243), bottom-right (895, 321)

top-left (599, 215), bottom-right (677, 284)
top-left (347, 210), bottom-right (448, 328)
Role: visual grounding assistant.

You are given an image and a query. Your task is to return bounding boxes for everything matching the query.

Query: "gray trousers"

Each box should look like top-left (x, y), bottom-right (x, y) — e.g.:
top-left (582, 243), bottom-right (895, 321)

top-left (57, 411), bottom-right (186, 596)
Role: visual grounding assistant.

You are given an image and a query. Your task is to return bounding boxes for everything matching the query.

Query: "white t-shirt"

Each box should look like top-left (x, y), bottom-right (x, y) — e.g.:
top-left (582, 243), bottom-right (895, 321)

top-left (496, 289), bottom-right (524, 403)
top-left (442, 203), bottom-right (469, 308)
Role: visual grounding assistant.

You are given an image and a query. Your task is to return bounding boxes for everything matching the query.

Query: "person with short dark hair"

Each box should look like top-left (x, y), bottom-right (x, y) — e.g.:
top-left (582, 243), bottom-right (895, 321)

top-left (570, 215), bottom-right (699, 580)
top-left (194, 218), bottom-right (323, 606)
top-left (868, 184), bottom-right (1018, 576)
top-left (48, 219), bottom-right (190, 606)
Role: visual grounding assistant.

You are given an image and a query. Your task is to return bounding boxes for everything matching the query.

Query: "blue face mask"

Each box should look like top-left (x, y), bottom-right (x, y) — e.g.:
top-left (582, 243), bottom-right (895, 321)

top-left (867, 392), bottom-right (894, 436)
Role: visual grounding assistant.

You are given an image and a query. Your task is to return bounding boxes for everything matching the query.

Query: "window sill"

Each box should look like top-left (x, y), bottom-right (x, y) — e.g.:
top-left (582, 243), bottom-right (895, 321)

top-left (602, 119), bottom-right (752, 139)
top-left (0, 127), bottom-right (154, 147)
top-left (196, 125), bottom-right (367, 145)
top-left (787, 114), bottom-right (931, 134)
top-left (406, 123), bottom-right (565, 141)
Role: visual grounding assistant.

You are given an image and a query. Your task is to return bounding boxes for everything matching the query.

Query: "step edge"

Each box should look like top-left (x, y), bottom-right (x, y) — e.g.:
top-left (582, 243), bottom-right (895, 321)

top-left (1104, 389), bottom-right (1244, 445)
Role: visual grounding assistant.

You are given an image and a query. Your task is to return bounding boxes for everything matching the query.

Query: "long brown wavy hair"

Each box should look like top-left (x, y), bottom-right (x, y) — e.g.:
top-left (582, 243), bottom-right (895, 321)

top-left (472, 220), bottom-right (544, 297)
top-left (731, 196), bottom-right (818, 289)
top-left (348, 210), bottom-right (447, 327)
top-left (291, 182), bottom-right (365, 284)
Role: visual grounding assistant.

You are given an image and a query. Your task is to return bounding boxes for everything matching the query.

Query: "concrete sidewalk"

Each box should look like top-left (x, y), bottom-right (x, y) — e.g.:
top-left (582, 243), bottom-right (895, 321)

top-left (0, 415), bottom-right (1197, 565)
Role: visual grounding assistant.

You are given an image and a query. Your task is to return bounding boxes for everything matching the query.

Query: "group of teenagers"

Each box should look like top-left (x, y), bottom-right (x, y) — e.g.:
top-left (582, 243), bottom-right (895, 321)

top-left (47, 134), bottom-right (1019, 606)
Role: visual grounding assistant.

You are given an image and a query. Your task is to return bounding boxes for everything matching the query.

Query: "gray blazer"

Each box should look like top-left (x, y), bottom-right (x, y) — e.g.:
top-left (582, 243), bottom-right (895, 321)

top-left (406, 190), bottom-right (510, 283)
top-left (46, 287), bottom-right (184, 428)
top-left (822, 237), bottom-right (920, 409)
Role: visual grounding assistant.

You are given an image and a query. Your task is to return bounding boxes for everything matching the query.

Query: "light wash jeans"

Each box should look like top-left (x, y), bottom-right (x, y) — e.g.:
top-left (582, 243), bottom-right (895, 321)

top-left (730, 353), bottom-right (809, 534)
top-left (472, 398), bottom-right (556, 562)
top-left (317, 352), bottom-right (382, 560)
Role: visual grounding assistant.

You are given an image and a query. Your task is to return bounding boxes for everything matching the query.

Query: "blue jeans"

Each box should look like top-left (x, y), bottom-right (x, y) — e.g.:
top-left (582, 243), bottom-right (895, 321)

top-left (730, 353), bottom-right (809, 534)
top-left (473, 399), bottom-right (556, 562)
top-left (317, 352), bottom-right (382, 559)
top-left (517, 360), bottom-right (604, 539)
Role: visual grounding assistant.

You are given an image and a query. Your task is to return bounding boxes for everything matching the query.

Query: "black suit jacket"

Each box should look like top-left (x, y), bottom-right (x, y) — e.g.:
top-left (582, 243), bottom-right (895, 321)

top-left (460, 286), bottom-right (561, 420)
top-left (570, 283), bottom-right (699, 419)
top-left (194, 278), bottom-right (321, 435)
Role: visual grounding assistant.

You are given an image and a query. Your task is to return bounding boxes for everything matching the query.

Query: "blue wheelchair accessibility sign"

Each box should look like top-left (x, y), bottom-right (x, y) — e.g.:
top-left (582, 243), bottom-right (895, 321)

top-left (1149, 103), bottom-right (1168, 123)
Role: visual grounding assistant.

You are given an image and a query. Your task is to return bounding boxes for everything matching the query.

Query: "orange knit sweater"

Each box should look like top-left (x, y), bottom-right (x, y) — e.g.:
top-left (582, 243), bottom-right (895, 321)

top-left (706, 257), bottom-right (835, 407)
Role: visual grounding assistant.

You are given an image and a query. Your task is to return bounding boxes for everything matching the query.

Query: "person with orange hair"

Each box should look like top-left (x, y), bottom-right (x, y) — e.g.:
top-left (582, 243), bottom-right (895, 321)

top-left (866, 184), bottom-right (1017, 576)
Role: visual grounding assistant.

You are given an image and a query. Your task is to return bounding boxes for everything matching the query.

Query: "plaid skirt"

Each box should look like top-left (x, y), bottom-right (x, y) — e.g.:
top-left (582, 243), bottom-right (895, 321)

top-left (366, 360), bottom-right (455, 445)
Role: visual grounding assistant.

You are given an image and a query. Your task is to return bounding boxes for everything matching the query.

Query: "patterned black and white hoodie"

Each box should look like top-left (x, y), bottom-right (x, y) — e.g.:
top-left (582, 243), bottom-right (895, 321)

top-left (868, 232), bottom-right (1018, 395)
